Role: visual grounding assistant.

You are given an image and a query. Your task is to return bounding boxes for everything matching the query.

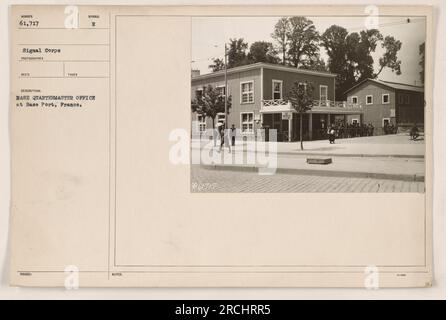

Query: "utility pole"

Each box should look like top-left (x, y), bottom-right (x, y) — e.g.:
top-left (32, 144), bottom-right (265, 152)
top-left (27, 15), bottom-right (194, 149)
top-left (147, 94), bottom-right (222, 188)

top-left (224, 43), bottom-right (228, 129)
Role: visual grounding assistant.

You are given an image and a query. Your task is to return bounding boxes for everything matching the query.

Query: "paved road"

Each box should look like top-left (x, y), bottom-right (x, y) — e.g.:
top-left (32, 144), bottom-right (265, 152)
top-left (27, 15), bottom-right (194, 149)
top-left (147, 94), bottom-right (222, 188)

top-left (191, 166), bottom-right (424, 193)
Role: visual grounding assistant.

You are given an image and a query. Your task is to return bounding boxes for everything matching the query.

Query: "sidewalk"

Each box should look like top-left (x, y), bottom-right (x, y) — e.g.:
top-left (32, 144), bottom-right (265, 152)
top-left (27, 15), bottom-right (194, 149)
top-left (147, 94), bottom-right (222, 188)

top-left (192, 133), bottom-right (425, 158)
top-left (193, 134), bottom-right (425, 181)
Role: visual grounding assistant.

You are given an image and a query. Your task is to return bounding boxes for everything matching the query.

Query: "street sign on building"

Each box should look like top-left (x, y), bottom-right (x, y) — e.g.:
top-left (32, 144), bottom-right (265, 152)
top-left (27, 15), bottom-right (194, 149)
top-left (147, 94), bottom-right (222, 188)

top-left (282, 112), bottom-right (293, 120)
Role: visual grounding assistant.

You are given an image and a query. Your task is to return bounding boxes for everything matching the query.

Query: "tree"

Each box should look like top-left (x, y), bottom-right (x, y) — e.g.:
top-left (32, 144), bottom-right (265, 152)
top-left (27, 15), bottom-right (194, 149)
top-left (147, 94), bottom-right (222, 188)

top-left (375, 36), bottom-right (402, 77)
top-left (271, 17), bottom-right (290, 65)
top-left (227, 38), bottom-right (249, 68)
top-left (419, 42), bottom-right (425, 84)
top-left (286, 17), bottom-right (320, 68)
top-left (321, 25), bottom-right (350, 100)
top-left (287, 81), bottom-right (314, 150)
top-left (247, 41), bottom-right (279, 64)
top-left (321, 25), bottom-right (403, 100)
top-left (299, 54), bottom-right (327, 72)
top-left (350, 29), bottom-right (383, 82)
top-left (321, 25), bottom-right (349, 70)
top-left (208, 58), bottom-right (225, 72)
top-left (191, 85), bottom-right (232, 129)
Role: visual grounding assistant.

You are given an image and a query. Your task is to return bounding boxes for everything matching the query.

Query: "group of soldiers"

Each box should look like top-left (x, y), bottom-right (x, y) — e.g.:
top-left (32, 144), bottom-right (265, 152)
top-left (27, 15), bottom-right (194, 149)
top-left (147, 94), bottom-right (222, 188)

top-left (383, 122), bottom-right (398, 135)
top-left (325, 120), bottom-right (376, 139)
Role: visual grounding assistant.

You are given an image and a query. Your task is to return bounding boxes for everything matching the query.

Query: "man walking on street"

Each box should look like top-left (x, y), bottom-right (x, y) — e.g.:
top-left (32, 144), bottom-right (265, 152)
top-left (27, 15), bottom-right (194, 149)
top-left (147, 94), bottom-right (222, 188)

top-left (231, 124), bottom-right (236, 147)
top-left (218, 124), bottom-right (232, 153)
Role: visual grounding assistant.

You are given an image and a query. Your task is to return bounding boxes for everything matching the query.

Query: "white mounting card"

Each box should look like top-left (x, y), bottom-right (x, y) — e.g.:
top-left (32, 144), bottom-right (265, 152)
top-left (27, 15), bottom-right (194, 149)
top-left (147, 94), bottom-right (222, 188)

top-left (9, 5), bottom-right (433, 287)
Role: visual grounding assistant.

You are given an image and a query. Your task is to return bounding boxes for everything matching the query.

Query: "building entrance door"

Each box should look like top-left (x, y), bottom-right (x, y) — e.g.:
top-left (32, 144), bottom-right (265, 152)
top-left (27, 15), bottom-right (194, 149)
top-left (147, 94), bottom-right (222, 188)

top-left (261, 113), bottom-right (289, 142)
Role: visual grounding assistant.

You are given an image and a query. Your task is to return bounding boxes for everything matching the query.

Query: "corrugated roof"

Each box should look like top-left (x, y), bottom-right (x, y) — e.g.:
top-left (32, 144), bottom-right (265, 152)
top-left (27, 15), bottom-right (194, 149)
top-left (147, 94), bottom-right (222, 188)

top-left (378, 80), bottom-right (424, 92)
top-left (344, 78), bottom-right (424, 94)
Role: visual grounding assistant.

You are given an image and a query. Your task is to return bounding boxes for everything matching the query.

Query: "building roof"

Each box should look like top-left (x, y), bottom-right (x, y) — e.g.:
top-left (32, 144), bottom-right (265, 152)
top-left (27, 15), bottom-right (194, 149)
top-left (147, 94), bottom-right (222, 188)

top-left (191, 62), bottom-right (337, 82)
top-left (344, 78), bottom-right (424, 95)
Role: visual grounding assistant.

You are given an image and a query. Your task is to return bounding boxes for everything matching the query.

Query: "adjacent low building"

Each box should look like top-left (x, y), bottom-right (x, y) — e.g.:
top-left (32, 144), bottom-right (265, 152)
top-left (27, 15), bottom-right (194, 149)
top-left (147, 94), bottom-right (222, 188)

top-left (344, 78), bottom-right (424, 135)
top-left (191, 62), bottom-right (363, 142)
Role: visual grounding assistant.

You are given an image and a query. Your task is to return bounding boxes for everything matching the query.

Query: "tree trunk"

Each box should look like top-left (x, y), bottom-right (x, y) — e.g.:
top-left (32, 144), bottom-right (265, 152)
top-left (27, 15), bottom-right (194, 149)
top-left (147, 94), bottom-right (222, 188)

top-left (282, 45), bottom-right (286, 65)
top-left (300, 113), bottom-right (303, 150)
top-left (212, 117), bottom-right (216, 147)
top-left (374, 64), bottom-right (385, 78)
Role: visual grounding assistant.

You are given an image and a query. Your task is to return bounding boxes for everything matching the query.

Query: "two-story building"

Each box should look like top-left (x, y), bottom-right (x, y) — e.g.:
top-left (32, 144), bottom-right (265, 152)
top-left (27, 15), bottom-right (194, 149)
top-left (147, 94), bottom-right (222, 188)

top-left (344, 78), bottom-right (424, 134)
top-left (191, 62), bottom-right (363, 141)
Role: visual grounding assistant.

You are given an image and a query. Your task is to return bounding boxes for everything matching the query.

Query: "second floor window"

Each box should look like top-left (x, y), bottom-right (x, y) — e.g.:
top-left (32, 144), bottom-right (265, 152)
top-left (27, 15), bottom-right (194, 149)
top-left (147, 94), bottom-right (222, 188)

top-left (397, 93), bottom-right (412, 105)
top-left (217, 85), bottom-right (226, 97)
top-left (320, 85), bottom-right (328, 102)
top-left (195, 88), bottom-right (203, 99)
top-left (272, 80), bottom-right (282, 100)
top-left (241, 81), bottom-right (254, 103)
top-left (352, 96), bottom-right (358, 104)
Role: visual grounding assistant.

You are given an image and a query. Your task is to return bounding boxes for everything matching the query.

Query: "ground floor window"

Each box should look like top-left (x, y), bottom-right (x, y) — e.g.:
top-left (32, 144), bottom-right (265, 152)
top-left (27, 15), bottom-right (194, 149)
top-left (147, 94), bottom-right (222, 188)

top-left (197, 114), bottom-right (206, 132)
top-left (217, 112), bottom-right (225, 125)
top-left (241, 112), bottom-right (254, 133)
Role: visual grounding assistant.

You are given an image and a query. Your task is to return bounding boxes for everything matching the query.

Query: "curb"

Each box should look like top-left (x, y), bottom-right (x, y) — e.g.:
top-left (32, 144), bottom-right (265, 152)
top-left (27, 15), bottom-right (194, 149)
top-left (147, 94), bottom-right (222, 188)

top-left (274, 151), bottom-right (424, 159)
top-left (190, 147), bottom-right (424, 159)
top-left (198, 164), bottom-right (425, 182)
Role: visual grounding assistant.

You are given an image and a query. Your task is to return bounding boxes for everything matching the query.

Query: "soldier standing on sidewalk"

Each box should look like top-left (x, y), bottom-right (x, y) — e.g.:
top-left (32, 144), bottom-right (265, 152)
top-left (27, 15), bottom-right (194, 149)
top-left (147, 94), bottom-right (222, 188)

top-left (231, 124), bottom-right (236, 147)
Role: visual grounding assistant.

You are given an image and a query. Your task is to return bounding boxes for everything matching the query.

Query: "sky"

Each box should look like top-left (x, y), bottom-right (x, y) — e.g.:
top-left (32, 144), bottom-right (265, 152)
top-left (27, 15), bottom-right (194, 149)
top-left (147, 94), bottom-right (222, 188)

top-left (191, 16), bottom-right (426, 86)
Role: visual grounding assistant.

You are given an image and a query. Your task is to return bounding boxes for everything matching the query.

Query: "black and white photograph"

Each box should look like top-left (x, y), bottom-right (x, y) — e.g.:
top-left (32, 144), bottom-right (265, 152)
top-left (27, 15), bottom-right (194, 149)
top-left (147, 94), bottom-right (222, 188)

top-left (190, 15), bottom-right (426, 193)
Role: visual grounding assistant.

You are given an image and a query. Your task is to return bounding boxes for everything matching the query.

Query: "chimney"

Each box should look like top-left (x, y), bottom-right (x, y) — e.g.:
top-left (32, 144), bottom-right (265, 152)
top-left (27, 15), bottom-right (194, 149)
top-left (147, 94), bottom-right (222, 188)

top-left (191, 69), bottom-right (200, 78)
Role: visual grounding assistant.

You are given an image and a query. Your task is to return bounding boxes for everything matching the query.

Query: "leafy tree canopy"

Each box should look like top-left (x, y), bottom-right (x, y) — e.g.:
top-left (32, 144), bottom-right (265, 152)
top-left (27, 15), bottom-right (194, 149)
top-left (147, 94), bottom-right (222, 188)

top-left (191, 85), bottom-right (232, 128)
top-left (208, 58), bottom-right (225, 72)
top-left (204, 19), bottom-right (404, 101)
top-left (419, 42), bottom-right (425, 84)
top-left (227, 38), bottom-right (249, 68)
top-left (322, 25), bottom-right (403, 100)
top-left (247, 41), bottom-right (279, 64)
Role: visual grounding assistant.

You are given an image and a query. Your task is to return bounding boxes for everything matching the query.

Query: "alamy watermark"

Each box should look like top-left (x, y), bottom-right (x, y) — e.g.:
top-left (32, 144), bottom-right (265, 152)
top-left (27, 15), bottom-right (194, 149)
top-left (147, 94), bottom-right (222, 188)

top-left (64, 265), bottom-right (79, 290)
top-left (364, 265), bottom-right (380, 289)
top-left (169, 122), bottom-right (278, 175)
